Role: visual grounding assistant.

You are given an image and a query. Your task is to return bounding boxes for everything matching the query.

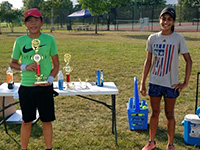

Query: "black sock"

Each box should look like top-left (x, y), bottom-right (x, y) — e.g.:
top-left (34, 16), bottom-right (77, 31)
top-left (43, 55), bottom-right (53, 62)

top-left (46, 149), bottom-right (52, 150)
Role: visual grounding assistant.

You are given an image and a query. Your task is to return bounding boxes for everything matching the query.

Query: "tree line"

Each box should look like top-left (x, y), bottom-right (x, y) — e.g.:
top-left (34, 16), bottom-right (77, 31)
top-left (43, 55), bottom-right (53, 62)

top-left (0, 0), bottom-right (199, 33)
top-left (0, 0), bottom-right (75, 33)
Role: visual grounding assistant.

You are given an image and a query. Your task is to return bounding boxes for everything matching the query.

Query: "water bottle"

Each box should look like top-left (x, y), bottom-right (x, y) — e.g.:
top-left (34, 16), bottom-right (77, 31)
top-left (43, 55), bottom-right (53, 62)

top-left (6, 67), bottom-right (13, 83)
top-left (6, 67), bottom-right (14, 89)
top-left (100, 70), bottom-right (104, 86)
top-left (58, 70), bottom-right (63, 90)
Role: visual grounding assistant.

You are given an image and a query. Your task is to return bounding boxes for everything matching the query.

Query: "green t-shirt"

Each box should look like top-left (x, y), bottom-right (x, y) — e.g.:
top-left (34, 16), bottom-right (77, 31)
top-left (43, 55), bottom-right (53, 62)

top-left (12, 33), bottom-right (58, 86)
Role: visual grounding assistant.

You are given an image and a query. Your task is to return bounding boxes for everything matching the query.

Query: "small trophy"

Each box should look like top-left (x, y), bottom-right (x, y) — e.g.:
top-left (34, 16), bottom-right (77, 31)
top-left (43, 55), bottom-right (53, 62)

top-left (32, 39), bottom-right (47, 84)
top-left (63, 53), bottom-right (73, 87)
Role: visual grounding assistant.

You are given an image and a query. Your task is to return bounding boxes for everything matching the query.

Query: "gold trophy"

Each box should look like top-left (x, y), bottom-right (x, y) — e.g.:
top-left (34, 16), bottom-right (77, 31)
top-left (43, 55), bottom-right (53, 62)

top-left (32, 39), bottom-right (47, 84)
top-left (63, 53), bottom-right (73, 88)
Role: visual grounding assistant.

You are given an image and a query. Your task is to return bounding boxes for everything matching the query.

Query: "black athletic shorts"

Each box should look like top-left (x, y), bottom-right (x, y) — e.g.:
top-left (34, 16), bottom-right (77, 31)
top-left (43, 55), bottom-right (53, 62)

top-left (18, 85), bottom-right (56, 123)
top-left (148, 83), bottom-right (179, 98)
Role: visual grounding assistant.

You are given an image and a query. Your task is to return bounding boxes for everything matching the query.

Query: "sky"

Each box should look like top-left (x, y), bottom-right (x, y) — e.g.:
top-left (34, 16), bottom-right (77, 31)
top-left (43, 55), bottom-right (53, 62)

top-left (0, 0), bottom-right (78, 9)
top-left (0, 0), bottom-right (178, 9)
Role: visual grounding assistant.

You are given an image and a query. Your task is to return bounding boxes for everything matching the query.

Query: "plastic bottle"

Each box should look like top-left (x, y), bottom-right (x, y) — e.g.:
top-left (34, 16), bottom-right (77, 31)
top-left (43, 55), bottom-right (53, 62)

top-left (6, 67), bottom-right (13, 84)
top-left (58, 70), bottom-right (63, 90)
top-left (100, 70), bottom-right (104, 86)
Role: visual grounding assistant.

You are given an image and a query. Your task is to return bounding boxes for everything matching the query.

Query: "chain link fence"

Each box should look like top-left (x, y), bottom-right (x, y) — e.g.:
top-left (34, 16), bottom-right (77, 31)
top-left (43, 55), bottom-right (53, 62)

top-left (43, 4), bottom-right (200, 32)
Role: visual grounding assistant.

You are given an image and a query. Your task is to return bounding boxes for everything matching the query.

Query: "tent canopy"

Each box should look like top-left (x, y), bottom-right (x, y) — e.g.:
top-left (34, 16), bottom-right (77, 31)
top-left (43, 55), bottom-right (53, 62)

top-left (67, 9), bottom-right (92, 18)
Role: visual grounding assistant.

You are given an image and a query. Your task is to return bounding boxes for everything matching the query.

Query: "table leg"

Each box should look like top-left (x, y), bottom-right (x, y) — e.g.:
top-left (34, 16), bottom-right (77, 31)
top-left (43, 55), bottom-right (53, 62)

top-left (111, 95), bottom-right (118, 146)
top-left (2, 96), bottom-right (8, 134)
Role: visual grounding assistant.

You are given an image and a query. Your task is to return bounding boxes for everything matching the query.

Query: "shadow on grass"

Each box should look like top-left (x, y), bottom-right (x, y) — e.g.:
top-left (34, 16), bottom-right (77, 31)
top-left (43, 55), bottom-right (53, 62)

top-left (124, 35), bottom-right (149, 40)
top-left (184, 36), bottom-right (200, 41)
top-left (155, 126), bottom-right (185, 147)
top-left (1, 32), bottom-right (27, 37)
top-left (125, 34), bottom-right (200, 42)
top-left (67, 32), bottom-right (105, 36)
top-left (1, 123), bottom-right (42, 148)
top-left (129, 124), bottom-right (187, 149)
top-left (6, 122), bottom-right (43, 138)
top-left (7, 133), bottom-right (21, 149)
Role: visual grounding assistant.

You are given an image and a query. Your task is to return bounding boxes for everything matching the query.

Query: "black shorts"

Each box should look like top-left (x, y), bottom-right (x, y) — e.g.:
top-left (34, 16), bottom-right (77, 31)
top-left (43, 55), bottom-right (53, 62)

top-left (148, 83), bottom-right (179, 98)
top-left (18, 85), bottom-right (56, 123)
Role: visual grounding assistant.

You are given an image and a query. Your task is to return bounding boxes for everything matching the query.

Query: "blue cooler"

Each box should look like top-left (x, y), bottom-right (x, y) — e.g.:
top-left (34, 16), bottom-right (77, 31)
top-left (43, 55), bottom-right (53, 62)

top-left (184, 114), bottom-right (200, 146)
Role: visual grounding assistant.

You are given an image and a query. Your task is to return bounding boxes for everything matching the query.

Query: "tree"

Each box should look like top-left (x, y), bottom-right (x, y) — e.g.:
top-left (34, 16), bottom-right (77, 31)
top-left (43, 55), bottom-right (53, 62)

top-left (178, 0), bottom-right (200, 22)
top-left (24, 0), bottom-right (44, 10)
top-left (0, 1), bottom-right (13, 33)
top-left (39, 0), bottom-right (63, 32)
top-left (131, 0), bottom-right (166, 18)
top-left (3, 9), bottom-right (23, 32)
top-left (0, 4), bottom-right (2, 34)
top-left (79, 0), bottom-right (130, 34)
top-left (1, 1), bottom-right (12, 10)
top-left (0, 1), bottom-right (23, 32)
top-left (57, 0), bottom-right (73, 28)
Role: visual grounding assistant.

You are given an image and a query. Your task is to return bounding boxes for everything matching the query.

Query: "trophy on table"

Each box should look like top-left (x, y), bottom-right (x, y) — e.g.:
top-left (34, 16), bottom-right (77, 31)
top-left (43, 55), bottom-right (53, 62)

top-left (32, 39), bottom-right (47, 84)
top-left (63, 53), bottom-right (73, 88)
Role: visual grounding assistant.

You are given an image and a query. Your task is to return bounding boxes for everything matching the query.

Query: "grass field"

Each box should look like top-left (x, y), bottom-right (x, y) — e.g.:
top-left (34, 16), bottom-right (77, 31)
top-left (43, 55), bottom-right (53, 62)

top-left (0, 27), bottom-right (200, 150)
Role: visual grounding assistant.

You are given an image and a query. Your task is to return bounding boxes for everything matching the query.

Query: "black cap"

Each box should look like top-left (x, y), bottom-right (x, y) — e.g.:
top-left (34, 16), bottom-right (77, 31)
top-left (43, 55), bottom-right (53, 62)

top-left (160, 7), bottom-right (176, 20)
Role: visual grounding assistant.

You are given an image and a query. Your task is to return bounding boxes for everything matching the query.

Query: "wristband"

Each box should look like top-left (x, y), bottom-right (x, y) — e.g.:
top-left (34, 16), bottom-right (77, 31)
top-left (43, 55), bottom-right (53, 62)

top-left (47, 76), bottom-right (54, 84)
top-left (20, 64), bottom-right (27, 71)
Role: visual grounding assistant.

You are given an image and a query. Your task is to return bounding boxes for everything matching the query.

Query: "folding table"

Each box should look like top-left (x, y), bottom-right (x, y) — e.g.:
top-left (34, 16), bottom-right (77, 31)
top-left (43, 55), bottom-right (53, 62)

top-left (0, 82), bottom-right (119, 146)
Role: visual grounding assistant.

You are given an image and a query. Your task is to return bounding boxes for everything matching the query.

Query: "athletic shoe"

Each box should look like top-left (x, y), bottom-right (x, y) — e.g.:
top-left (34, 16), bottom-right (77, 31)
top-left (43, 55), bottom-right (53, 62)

top-left (166, 144), bottom-right (175, 150)
top-left (142, 141), bottom-right (156, 150)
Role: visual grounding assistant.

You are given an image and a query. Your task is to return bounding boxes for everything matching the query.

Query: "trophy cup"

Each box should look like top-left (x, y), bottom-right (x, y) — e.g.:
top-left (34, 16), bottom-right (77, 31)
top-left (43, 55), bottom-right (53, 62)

top-left (63, 53), bottom-right (73, 88)
top-left (32, 39), bottom-right (47, 84)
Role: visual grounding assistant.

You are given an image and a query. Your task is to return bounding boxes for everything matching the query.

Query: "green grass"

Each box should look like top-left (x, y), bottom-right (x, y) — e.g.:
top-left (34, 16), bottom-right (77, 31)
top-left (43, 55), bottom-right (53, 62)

top-left (0, 27), bottom-right (200, 150)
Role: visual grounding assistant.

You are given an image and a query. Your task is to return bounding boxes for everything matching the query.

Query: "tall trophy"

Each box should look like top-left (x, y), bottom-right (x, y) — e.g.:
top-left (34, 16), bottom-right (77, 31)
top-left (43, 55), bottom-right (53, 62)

top-left (32, 39), bottom-right (47, 84)
top-left (63, 53), bottom-right (73, 88)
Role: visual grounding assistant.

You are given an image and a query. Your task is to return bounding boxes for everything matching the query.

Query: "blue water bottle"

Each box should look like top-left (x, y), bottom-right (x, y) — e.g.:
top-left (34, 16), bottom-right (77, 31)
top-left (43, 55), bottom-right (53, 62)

top-left (58, 70), bottom-right (63, 90)
top-left (101, 70), bottom-right (104, 86)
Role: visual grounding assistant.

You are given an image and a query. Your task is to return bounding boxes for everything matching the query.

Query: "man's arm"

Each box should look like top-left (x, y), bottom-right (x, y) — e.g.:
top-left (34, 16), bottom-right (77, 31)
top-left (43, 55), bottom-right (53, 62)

top-left (10, 58), bottom-right (37, 71)
top-left (49, 54), bottom-right (59, 78)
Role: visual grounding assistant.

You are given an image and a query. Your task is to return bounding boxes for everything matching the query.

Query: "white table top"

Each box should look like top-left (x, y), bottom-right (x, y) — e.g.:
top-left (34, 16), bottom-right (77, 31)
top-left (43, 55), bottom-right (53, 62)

top-left (0, 83), bottom-right (19, 97)
top-left (0, 82), bottom-right (119, 97)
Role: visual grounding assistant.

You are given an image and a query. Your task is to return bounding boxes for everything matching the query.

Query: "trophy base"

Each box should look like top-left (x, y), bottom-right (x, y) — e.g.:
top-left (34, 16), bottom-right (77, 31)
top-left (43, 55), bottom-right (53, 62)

top-left (34, 81), bottom-right (48, 85)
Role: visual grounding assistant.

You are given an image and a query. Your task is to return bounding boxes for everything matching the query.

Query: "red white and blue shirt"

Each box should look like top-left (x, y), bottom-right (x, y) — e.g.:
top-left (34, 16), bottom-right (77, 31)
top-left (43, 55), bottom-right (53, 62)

top-left (146, 31), bottom-right (189, 88)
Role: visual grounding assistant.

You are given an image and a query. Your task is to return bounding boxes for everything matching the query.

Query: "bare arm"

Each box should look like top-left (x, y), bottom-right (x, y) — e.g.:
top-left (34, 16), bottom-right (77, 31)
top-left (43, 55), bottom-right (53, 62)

top-left (10, 58), bottom-right (21, 70)
top-left (49, 54), bottom-right (59, 78)
top-left (10, 58), bottom-right (37, 71)
top-left (140, 51), bottom-right (152, 96)
top-left (183, 53), bottom-right (192, 86)
top-left (172, 53), bottom-right (192, 91)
